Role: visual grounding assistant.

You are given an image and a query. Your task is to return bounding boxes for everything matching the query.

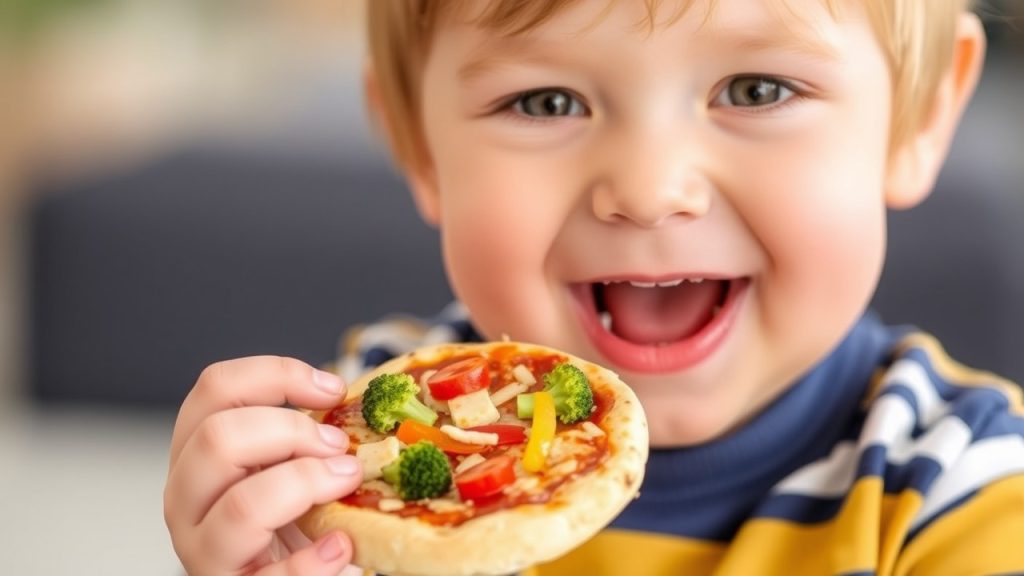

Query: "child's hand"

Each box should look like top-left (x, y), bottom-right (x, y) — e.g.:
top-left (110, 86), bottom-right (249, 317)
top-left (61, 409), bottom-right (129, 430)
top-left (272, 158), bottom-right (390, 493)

top-left (164, 356), bottom-right (364, 575)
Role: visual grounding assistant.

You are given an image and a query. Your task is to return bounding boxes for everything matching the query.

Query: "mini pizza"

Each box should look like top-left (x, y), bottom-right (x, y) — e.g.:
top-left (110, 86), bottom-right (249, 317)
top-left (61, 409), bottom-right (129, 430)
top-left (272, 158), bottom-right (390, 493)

top-left (298, 341), bottom-right (649, 576)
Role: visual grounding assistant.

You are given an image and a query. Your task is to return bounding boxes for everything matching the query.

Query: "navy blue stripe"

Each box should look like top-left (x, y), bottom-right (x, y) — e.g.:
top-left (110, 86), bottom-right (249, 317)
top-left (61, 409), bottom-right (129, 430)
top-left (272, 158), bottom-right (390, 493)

top-left (749, 446), bottom-right (943, 525)
top-left (754, 492), bottom-right (844, 524)
top-left (362, 346), bottom-right (396, 369)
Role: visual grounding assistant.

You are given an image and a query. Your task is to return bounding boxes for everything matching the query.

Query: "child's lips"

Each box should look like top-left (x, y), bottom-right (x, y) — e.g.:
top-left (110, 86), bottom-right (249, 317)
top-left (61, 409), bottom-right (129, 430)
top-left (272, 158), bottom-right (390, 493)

top-left (570, 277), bottom-right (750, 373)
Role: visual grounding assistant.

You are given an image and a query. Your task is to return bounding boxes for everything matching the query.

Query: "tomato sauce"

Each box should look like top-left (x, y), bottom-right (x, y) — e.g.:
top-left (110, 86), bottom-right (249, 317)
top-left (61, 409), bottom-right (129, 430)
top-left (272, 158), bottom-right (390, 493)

top-left (328, 348), bottom-right (616, 527)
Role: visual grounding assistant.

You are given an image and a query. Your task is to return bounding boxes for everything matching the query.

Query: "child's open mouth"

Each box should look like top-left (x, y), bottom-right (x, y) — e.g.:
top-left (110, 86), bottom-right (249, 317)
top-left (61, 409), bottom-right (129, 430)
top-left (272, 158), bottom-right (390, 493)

top-left (571, 276), bottom-right (750, 373)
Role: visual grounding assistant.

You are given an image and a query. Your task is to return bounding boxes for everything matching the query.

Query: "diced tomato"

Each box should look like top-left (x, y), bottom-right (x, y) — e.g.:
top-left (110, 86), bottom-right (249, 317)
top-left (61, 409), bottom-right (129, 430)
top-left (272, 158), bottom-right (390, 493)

top-left (455, 455), bottom-right (517, 501)
top-left (466, 424), bottom-right (526, 445)
top-left (427, 357), bottom-right (491, 400)
top-left (395, 419), bottom-right (487, 455)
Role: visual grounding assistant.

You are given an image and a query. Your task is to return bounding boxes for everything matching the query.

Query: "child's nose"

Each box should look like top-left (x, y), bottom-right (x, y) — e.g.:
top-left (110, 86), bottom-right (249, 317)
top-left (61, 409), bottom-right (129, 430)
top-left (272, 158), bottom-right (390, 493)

top-left (589, 139), bottom-right (712, 228)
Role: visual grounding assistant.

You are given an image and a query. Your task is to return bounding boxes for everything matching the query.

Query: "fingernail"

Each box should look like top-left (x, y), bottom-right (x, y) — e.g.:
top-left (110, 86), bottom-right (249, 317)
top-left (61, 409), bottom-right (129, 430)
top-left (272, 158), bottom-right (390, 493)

top-left (313, 369), bottom-right (344, 394)
top-left (325, 455), bottom-right (360, 476)
top-left (318, 424), bottom-right (347, 448)
top-left (317, 531), bottom-right (346, 562)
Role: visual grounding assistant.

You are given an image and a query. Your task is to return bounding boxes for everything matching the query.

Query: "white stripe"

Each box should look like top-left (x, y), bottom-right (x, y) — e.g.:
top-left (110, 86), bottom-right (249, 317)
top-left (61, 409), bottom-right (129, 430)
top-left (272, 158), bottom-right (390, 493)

top-left (773, 441), bottom-right (859, 498)
top-left (776, 395), bottom-right (974, 499)
top-left (910, 434), bottom-right (1024, 530)
top-left (858, 394), bottom-right (917, 452)
top-left (881, 359), bottom-right (949, 427)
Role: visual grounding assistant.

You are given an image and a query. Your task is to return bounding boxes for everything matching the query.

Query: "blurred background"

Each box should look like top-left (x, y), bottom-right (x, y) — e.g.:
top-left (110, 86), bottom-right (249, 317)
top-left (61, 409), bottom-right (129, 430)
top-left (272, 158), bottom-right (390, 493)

top-left (0, 1), bottom-right (1021, 573)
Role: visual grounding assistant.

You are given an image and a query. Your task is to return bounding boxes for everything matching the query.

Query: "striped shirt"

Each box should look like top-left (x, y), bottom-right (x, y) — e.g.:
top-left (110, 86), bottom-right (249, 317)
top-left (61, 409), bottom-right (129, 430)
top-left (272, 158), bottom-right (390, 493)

top-left (339, 304), bottom-right (1024, 575)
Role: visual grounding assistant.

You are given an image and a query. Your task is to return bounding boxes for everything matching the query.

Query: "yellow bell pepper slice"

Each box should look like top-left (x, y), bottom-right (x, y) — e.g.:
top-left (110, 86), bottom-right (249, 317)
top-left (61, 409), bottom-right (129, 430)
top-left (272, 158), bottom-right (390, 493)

top-left (523, 391), bottom-right (555, 472)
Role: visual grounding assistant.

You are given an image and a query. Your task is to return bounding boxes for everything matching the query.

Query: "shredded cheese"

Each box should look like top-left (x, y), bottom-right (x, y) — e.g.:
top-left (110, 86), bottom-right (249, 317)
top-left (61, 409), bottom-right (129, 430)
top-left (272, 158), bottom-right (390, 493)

top-left (448, 388), bottom-right (500, 428)
top-left (419, 369), bottom-right (450, 414)
top-left (580, 421), bottom-right (605, 438)
top-left (440, 424), bottom-right (498, 446)
top-left (489, 381), bottom-right (530, 407)
top-left (511, 364), bottom-right (537, 386)
top-left (355, 436), bottom-right (401, 482)
top-left (454, 453), bottom-right (488, 474)
top-left (378, 498), bottom-right (406, 512)
top-left (548, 459), bottom-right (578, 477)
top-left (426, 499), bottom-right (469, 514)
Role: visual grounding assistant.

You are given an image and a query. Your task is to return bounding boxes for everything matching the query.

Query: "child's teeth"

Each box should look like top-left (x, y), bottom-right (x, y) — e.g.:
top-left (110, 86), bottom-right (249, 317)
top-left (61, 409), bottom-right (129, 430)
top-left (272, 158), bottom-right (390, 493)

top-left (656, 279), bottom-right (683, 287)
top-left (687, 278), bottom-right (705, 284)
top-left (600, 312), bottom-right (613, 330)
top-left (629, 281), bottom-right (657, 288)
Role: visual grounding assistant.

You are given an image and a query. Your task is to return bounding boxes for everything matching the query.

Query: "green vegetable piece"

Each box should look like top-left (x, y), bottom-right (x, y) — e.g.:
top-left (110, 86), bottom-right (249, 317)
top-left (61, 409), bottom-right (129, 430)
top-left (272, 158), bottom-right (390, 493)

top-left (380, 441), bottom-right (453, 500)
top-left (361, 373), bottom-right (438, 434)
top-left (517, 392), bottom-right (536, 420)
top-left (517, 363), bottom-right (595, 424)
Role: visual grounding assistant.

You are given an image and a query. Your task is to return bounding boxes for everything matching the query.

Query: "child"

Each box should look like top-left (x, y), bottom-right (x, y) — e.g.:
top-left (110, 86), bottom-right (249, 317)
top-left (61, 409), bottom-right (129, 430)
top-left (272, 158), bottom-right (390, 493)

top-left (164, 0), bottom-right (1024, 574)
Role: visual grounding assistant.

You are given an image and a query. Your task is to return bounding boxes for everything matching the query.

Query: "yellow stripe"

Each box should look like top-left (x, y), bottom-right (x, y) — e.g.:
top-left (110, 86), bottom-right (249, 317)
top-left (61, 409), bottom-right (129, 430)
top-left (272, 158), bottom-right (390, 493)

top-left (526, 478), bottom-right (933, 576)
top-left (893, 474), bottom-right (1024, 575)
top-left (525, 529), bottom-right (725, 575)
top-left (716, 478), bottom-right (906, 575)
top-left (527, 475), bottom-right (1024, 574)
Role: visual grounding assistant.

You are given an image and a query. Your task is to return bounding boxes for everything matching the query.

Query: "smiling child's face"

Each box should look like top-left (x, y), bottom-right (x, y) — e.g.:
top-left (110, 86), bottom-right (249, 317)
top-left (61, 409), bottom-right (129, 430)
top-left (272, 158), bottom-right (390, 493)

top-left (404, 0), bottom-right (914, 445)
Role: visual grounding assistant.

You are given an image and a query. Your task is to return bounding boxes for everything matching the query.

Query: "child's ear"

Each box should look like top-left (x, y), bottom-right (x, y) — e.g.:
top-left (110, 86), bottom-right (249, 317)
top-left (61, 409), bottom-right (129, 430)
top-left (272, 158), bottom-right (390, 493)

top-left (884, 13), bottom-right (986, 210)
top-left (363, 62), bottom-right (443, 226)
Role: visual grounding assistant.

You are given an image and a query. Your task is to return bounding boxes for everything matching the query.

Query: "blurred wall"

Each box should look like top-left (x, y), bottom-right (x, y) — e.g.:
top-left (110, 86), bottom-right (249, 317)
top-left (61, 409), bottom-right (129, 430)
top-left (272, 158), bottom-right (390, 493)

top-left (3, 0), bottom-right (379, 407)
top-left (3, 1), bottom-right (1024, 412)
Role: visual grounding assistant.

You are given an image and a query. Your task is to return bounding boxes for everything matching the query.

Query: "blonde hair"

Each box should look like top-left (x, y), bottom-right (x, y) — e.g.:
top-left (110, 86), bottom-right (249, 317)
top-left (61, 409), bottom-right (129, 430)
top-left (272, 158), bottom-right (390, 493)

top-left (367, 0), bottom-right (972, 171)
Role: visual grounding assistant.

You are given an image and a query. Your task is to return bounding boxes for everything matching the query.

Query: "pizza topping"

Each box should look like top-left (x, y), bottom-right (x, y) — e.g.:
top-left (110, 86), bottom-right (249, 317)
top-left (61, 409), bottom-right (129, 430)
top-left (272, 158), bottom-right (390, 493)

top-left (465, 424), bottom-right (527, 445)
top-left (377, 498), bottom-right (406, 512)
top-left (454, 455), bottom-right (518, 501)
top-left (355, 436), bottom-right (401, 481)
top-left (511, 364), bottom-right (537, 386)
top-left (547, 458), bottom-right (578, 477)
top-left (361, 373), bottom-right (439, 434)
top-left (426, 356), bottom-right (491, 400)
top-left (395, 419), bottom-right (486, 455)
top-left (488, 380), bottom-right (532, 408)
top-left (418, 370), bottom-right (451, 414)
top-left (523, 391), bottom-right (556, 472)
top-left (516, 363), bottom-right (595, 424)
top-left (453, 453), bottom-right (488, 475)
top-left (329, 348), bottom-right (621, 527)
top-left (425, 499), bottom-right (470, 514)
top-left (448, 388), bottom-right (501, 428)
top-left (440, 425), bottom-right (499, 446)
top-left (380, 441), bottom-right (453, 501)
top-left (579, 421), bottom-right (606, 438)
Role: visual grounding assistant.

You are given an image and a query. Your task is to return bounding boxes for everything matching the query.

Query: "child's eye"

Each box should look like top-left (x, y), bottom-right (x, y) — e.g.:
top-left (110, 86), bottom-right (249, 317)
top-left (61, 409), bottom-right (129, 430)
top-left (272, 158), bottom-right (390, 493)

top-left (513, 89), bottom-right (587, 118)
top-left (714, 76), bottom-right (796, 108)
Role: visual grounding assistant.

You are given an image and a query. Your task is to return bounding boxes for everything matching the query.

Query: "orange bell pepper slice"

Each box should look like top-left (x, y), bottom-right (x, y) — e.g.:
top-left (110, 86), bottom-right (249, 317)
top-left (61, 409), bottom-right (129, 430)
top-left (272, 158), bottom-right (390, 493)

top-left (395, 419), bottom-right (486, 455)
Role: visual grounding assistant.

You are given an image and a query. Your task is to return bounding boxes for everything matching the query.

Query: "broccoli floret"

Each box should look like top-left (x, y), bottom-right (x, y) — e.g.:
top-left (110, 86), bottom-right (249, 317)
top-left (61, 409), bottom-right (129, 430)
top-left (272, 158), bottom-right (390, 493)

top-left (361, 372), bottom-right (438, 434)
top-left (516, 362), bottom-right (595, 424)
top-left (380, 441), bottom-right (453, 500)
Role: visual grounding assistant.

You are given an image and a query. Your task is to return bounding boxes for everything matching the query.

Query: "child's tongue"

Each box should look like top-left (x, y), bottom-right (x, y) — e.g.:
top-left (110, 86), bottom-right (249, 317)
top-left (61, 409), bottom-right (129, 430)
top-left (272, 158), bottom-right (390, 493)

top-left (603, 281), bottom-right (723, 344)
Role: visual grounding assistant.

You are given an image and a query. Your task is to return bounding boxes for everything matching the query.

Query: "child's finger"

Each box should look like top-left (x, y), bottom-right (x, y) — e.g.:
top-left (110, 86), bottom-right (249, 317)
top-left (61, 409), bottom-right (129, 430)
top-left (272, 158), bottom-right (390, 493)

top-left (170, 355), bottom-right (347, 465)
top-left (252, 531), bottom-right (355, 576)
top-left (165, 405), bottom-right (349, 527)
top-left (195, 455), bottom-right (362, 570)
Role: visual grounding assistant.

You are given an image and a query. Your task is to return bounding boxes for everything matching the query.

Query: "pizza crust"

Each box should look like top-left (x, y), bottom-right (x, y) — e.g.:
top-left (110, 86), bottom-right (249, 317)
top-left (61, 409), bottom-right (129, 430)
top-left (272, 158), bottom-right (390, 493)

top-left (298, 342), bottom-right (649, 576)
